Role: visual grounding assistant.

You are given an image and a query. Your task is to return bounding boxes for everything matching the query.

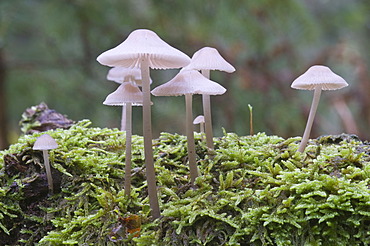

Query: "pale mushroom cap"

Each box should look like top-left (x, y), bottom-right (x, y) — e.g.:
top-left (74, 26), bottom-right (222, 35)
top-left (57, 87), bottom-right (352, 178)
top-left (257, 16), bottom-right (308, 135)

top-left (182, 47), bottom-right (235, 73)
top-left (291, 65), bottom-right (348, 90)
top-left (193, 115), bottom-right (205, 124)
top-left (107, 67), bottom-right (141, 83)
top-left (106, 67), bottom-right (152, 87)
top-left (103, 82), bottom-right (144, 106)
top-left (97, 29), bottom-right (191, 69)
top-left (33, 134), bottom-right (58, 150)
top-left (151, 70), bottom-right (227, 96)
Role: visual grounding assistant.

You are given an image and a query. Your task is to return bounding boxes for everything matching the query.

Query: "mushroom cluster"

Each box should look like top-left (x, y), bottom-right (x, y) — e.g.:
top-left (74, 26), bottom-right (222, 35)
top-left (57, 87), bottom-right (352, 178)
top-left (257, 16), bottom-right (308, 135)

top-left (152, 70), bottom-right (226, 184)
top-left (97, 29), bottom-right (350, 219)
top-left (183, 47), bottom-right (235, 149)
top-left (97, 29), bottom-right (191, 218)
top-left (105, 67), bottom-right (150, 131)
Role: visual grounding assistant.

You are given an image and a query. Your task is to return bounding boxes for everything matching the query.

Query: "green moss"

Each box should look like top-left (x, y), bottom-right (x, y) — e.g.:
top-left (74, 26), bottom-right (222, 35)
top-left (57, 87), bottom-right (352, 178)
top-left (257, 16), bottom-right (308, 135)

top-left (0, 120), bottom-right (369, 245)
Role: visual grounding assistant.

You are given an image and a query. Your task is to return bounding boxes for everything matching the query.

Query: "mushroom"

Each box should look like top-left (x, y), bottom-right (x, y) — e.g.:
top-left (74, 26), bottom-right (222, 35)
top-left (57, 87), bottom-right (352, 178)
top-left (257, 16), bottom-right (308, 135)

top-left (97, 29), bottom-right (190, 218)
top-left (193, 115), bottom-right (205, 142)
top-left (107, 67), bottom-right (153, 87)
top-left (103, 82), bottom-right (145, 196)
top-left (33, 134), bottom-right (58, 194)
top-left (152, 70), bottom-right (226, 184)
top-left (291, 65), bottom-right (348, 153)
top-left (106, 67), bottom-right (151, 131)
top-left (193, 115), bottom-right (205, 134)
top-left (182, 47), bottom-right (235, 149)
top-left (107, 67), bottom-right (143, 85)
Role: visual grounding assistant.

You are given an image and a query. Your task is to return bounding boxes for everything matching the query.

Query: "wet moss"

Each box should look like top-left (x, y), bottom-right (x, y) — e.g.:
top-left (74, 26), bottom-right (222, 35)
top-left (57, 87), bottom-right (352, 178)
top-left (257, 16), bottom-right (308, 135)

top-left (0, 120), bottom-right (369, 245)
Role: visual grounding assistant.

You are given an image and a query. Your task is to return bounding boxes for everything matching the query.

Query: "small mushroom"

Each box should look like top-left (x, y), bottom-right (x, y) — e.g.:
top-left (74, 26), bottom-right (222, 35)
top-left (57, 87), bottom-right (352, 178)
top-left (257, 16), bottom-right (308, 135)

top-left (193, 115), bottom-right (205, 142)
top-left (152, 70), bottom-right (226, 184)
top-left (182, 47), bottom-right (235, 149)
top-left (97, 29), bottom-right (191, 218)
top-left (193, 115), bottom-right (205, 134)
top-left (291, 65), bottom-right (348, 152)
top-left (33, 134), bottom-right (58, 194)
top-left (107, 67), bottom-right (153, 87)
top-left (107, 67), bottom-right (142, 85)
top-left (106, 67), bottom-right (151, 131)
top-left (103, 82), bottom-right (144, 196)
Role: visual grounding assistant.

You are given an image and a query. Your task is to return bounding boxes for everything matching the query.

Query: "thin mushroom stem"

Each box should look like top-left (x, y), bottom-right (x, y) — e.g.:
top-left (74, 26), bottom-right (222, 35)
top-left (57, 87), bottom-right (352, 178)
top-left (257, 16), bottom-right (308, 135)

top-left (42, 149), bottom-right (54, 194)
top-left (120, 104), bottom-right (126, 131)
top-left (298, 87), bottom-right (322, 153)
top-left (199, 122), bottom-right (205, 134)
top-left (201, 69), bottom-right (214, 149)
top-left (200, 122), bottom-right (205, 142)
top-left (185, 94), bottom-right (198, 184)
top-left (140, 55), bottom-right (160, 219)
top-left (124, 102), bottom-right (132, 196)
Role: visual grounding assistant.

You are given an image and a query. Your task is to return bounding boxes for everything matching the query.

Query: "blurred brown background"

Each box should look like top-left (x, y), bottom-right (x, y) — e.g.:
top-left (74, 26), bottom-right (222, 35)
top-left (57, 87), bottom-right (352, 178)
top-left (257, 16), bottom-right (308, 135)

top-left (0, 0), bottom-right (369, 149)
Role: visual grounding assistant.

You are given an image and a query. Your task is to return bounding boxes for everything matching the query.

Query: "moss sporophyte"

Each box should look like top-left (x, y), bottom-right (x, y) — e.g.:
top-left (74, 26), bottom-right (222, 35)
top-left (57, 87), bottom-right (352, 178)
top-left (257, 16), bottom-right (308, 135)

top-left (0, 120), bottom-right (369, 245)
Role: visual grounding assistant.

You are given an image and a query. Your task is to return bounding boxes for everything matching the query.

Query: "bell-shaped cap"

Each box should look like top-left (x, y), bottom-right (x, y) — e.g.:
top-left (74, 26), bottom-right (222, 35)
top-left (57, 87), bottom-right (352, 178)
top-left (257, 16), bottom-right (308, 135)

top-left (97, 29), bottom-right (191, 69)
top-left (151, 70), bottom-right (226, 96)
top-left (106, 67), bottom-right (152, 86)
top-left (107, 67), bottom-right (141, 83)
top-left (33, 134), bottom-right (58, 150)
top-left (291, 65), bottom-right (348, 91)
top-left (182, 47), bottom-right (235, 73)
top-left (193, 115), bottom-right (205, 125)
top-left (103, 82), bottom-right (145, 106)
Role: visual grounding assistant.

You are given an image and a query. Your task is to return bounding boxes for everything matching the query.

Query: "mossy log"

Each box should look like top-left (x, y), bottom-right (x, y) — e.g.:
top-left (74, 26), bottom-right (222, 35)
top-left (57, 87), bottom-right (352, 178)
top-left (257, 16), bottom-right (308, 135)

top-left (0, 120), bottom-right (369, 245)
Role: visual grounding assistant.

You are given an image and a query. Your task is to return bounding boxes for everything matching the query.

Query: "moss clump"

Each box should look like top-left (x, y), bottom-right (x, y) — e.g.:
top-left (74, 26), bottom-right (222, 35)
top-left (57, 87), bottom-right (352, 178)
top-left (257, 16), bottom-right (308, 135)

top-left (0, 120), bottom-right (370, 245)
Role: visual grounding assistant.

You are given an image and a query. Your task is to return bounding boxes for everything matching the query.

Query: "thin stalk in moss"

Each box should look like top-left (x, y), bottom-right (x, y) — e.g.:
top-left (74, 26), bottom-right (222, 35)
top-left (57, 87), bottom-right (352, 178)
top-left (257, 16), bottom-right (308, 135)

top-left (141, 56), bottom-right (160, 218)
top-left (185, 93), bottom-right (198, 184)
top-left (298, 87), bottom-right (321, 153)
top-left (124, 102), bottom-right (132, 196)
top-left (42, 150), bottom-right (54, 194)
top-left (201, 69), bottom-right (214, 150)
top-left (248, 104), bottom-right (254, 135)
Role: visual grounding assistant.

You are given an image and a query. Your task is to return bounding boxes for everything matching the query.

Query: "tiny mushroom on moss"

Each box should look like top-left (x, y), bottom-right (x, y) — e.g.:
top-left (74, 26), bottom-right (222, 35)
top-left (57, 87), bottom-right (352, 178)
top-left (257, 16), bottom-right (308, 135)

top-left (33, 134), bottom-right (58, 194)
top-left (97, 29), bottom-right (191, 218)
top-left (193, 115), bottom-right (205, 142)
top-left (103, 82), bottom-right (144, 196)
top-left (152, 70), bottom-right (226, 184)
top-left (193, 115), bottom-right (205, 134)
top-left (183, 47), bottom-right (235, 149)
top-left (291, 65), bottom-right (348, 153)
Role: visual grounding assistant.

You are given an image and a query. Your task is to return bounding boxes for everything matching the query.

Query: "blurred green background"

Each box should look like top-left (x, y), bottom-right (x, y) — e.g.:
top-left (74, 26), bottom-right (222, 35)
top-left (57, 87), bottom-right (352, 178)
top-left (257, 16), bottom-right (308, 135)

top-left (0, 0), bottom-right (369, 149)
